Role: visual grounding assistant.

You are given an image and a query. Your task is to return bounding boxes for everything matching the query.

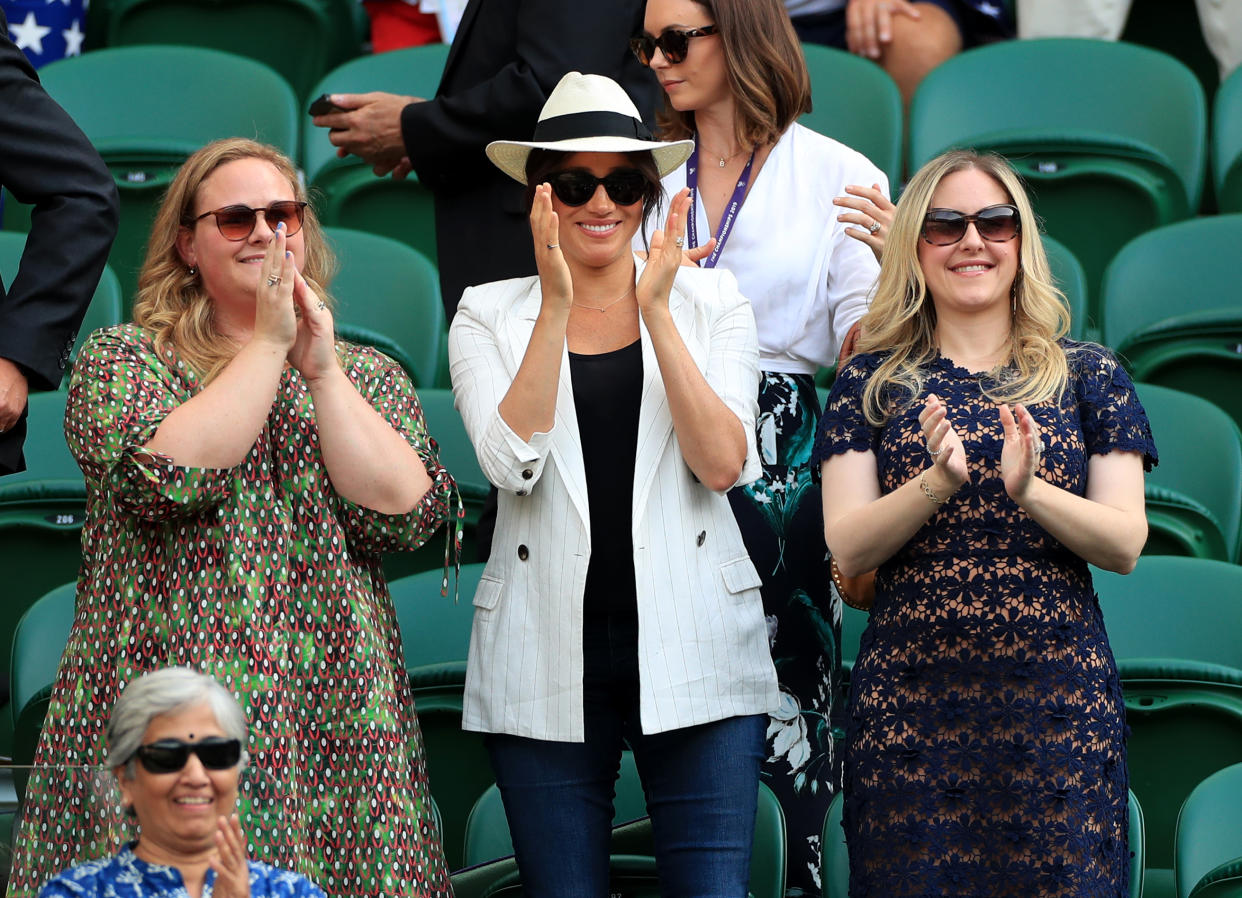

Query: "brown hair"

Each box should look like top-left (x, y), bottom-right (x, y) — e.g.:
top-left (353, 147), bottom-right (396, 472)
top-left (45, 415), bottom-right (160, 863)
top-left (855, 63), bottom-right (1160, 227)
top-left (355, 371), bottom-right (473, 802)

top-left (857, 150), bottom-right (1075, 425)
top-left (131, 138), bottom-right (336, 384)
top-left (653, 0), bottom-right (811, 149)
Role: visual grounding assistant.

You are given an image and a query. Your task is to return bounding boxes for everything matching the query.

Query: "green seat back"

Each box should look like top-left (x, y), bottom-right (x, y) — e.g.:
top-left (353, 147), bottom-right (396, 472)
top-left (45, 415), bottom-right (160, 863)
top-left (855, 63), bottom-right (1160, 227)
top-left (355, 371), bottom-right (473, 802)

top-left (820, 791), bottom-right (847, 898)
top-left (1100, 216), bottom-right (1242, 436)
top-left (0, 394), bottom-right (85, 746)
top-left (0, 233), bottom-right (122, 379)
top-left (1095, 556), bottom-right (1242, 874)
top-left (1137, 384), bottom-right (1242, 563)
top-left (26, 46), bottom-right (299, 307)
top-left (1175, 763), bottom-right (1242, 898)
top-left (1041, 235), bottom-right (1089, 341)
top-left (325, 226), bottom-right (444, 389)
top-left (909, 38), bottom-right (1207, 316)
top-left (303, 45), bottom-right (450, 267)
top-left (1215, 66), bottom-right (1242, 213)
top-left (798, 44), bottom-right (903, 188)
top-left (8, 583), bottom-right (75, 737)
top-left (105, 0), bottom-right (335, 100)
top-left (389, 563), bottom-right (483, 680)
top-left (1095, 556), bottom-right (1242, 669)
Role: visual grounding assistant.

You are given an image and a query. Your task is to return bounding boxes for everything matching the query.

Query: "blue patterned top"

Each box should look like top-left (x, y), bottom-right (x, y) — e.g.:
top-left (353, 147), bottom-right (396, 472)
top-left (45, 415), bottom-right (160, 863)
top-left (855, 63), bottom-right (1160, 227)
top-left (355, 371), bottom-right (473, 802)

top-left (39, 844), bottom-right (326, 898)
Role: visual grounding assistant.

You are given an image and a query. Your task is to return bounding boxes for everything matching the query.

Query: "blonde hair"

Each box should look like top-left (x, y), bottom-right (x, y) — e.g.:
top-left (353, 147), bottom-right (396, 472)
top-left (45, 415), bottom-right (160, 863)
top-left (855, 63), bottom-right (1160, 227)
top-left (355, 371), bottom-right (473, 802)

top-left (857, 150), bottom-right (1073, 426)
top-left (131, 138), bottom-right (337, 383)
top-left (654, 0), bottom-right (811, 150)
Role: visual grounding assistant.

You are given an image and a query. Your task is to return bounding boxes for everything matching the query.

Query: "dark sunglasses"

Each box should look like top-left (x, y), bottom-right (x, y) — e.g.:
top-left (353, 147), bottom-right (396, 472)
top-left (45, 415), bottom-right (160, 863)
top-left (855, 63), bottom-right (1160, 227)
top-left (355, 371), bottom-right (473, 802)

top-left (133, 737), bottom-right (242, 774)
top-left (547, 169), bottom-right (648, 207)
top-left (629, 25), bottom-right (718, 66)
top-left (193, 201), bottom-right (308, 241)
top-left (921, 204), bottom-right (1021, 246)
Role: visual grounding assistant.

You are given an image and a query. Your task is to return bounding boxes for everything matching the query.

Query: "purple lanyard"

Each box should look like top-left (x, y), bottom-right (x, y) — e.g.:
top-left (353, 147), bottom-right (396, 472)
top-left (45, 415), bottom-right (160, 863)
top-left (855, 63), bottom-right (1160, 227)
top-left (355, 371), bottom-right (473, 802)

top-left (686, 139), bottom-right (756, 270)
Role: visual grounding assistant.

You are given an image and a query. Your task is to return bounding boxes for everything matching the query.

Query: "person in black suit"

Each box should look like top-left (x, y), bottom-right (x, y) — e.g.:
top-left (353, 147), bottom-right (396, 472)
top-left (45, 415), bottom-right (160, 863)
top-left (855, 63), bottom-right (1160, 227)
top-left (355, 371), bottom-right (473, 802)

top-left (0, 8), bottom-right (118, 476)
top-left (312, 0), bottom-right (657, 320)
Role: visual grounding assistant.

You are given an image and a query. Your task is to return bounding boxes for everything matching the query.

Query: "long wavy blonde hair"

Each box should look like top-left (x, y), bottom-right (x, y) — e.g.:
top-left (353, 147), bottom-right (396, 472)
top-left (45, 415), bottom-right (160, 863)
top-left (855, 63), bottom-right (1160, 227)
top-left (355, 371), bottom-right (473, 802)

top-left (857, 150), bottom-right (1073, 426)
top-left (132, 138), bottom-right (336, 383)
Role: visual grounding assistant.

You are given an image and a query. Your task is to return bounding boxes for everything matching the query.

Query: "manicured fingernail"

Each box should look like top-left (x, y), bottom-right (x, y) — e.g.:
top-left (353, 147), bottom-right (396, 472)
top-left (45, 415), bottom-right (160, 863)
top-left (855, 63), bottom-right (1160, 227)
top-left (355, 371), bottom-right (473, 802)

top-left (276, 221), bottom-right (284, 231)
top-left (285, 250), bottom-right (292, 258)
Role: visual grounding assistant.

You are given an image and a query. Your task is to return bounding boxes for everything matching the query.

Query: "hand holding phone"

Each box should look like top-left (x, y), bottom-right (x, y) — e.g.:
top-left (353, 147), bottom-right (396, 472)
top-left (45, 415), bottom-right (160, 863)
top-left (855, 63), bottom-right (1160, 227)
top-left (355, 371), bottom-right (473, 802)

top-left (308, 93), bottom-right (346, 117)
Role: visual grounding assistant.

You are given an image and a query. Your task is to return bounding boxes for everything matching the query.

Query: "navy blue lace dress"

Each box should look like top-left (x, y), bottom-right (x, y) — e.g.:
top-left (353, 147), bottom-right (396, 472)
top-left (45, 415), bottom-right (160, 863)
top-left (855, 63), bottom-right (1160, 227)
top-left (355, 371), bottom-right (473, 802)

top-left (813, 344), bottom-right (1157, 898)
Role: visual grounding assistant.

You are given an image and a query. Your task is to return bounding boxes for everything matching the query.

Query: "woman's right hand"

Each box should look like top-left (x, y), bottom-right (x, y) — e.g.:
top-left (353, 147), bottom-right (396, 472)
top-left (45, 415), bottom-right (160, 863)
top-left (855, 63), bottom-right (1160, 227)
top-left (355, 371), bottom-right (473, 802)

top-left (919, 393), bottom-right (969, 492)
top-left (208, 814), bottom-right (252, 898)
top-left (253, 222), bottom-right (298, 351)
top-left (530, 183), bottom-right (572, 315)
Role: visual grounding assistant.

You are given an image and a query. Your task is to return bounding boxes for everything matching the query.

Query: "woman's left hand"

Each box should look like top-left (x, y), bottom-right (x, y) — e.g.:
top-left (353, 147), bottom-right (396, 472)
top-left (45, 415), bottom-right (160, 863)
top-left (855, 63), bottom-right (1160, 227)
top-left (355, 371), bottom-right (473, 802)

top-left (834, 183), bottom-right (893, 263)
top-left (999, 402), bottom-right (1044, 501)
top-left (286, 269), bottom-right (339, 383)
top-left (637, 187), bottom-right (692, 316)
top-left (208, 814), bottom-right (251, 898)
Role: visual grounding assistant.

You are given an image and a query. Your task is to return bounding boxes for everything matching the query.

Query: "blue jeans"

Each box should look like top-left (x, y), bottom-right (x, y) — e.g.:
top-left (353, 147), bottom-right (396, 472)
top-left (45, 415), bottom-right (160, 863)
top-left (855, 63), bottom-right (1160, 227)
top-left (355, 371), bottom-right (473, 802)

top-left (486, 691), bottom-right (766, 897)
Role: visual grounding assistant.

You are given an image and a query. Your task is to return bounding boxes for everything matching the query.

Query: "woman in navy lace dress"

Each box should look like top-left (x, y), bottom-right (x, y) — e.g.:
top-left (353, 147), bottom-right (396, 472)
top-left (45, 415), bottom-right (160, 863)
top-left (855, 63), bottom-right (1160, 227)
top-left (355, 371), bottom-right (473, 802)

top-left (814, 150), bottom-right (1157, 898)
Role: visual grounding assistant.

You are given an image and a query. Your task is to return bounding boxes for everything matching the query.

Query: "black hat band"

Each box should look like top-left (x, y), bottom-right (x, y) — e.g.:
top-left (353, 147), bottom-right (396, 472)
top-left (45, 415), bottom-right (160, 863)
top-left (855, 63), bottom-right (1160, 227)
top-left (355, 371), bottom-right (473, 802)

top-left (532, 111), bottom-right (653, 144)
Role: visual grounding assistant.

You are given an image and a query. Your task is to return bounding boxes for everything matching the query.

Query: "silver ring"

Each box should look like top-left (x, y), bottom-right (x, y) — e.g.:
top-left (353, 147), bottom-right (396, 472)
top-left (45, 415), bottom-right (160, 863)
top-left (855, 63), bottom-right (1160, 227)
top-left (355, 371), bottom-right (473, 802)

top-left (267, 275), bottom-right (281, 287)
top-left (317, 300), bottom-right (326, 311)
top-left (928, 446), bottom-right (944, 458)
top-left (868, 221), bottom-right (881, 235)
top-left (546, 243), bottom-right (559, 250)
top-left (675, 236), bottom-right (685, 248)
top-left (1034, 437), bottom-right (1046, 455)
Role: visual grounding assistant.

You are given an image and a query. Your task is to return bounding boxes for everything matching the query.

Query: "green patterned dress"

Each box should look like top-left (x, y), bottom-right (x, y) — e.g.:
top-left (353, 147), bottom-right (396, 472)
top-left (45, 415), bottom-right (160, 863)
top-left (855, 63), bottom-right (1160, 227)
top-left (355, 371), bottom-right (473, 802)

top-left (8, 325), bottom-right (455, 898)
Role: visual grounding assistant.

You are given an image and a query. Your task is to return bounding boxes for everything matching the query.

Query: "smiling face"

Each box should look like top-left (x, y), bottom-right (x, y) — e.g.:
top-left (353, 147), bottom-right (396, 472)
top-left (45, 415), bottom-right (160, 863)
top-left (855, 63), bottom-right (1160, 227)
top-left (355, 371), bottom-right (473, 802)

top-left (642, 0), bottom-right (730, 114)
top-left (549, 152), bottom-right (647, 271)
top-left (917, 167), bottom-right (1021, 321)
top-left (116, 703), bottom-right (241, 863)
top-left (176, 157), bottom-right (305, 336)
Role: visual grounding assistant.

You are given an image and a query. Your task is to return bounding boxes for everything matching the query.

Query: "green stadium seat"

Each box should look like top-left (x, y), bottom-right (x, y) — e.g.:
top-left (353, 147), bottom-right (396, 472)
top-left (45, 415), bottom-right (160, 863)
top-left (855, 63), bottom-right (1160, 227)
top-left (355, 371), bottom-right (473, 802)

top-left (0, 233), bottom-right (122, 379)
top-left (0, 393), bottom-right (86, 737)
top-left (8, 583), bottom-right (75, 742)
top-left (4, 46), bottom-right (300, 309)
top-left (1100, 216), bottom-right (1242, 436)
top-left (104, 0), bottom-right (336, 101)
top-left (1213, 65), bottom-right (1242, 213)
top-left (1135, 384), bottom-right (1242, 563)
top-left (303, 44), bottom-right (450, 268)
top-left (389, 564), bottom-right (485, 868)
top-left (909, 38), bottom-right (1207, 327)
top-left (1175, 763), bottom-right (1242, 898)
top-left (1042, 234), bottom-right (1090, 341)
top-left (798, 44), bottom-right (903, 189)
top-left (325, 226), bottom-right (444, 389)
top-left (1095, 556), bottom-right (1242, 893)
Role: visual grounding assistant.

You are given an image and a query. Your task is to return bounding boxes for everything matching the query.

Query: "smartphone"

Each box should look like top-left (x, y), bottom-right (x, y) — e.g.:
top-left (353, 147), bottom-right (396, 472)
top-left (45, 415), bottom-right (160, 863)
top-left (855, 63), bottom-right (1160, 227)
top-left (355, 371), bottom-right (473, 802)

top-left (308, 93), bottom-right (346, 116)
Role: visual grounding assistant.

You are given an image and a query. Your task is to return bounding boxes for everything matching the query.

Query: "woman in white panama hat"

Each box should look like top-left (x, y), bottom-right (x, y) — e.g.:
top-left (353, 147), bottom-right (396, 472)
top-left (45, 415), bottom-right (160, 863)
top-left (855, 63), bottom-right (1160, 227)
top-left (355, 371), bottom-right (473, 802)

top-left (448, 71), bottom-right (779, 896)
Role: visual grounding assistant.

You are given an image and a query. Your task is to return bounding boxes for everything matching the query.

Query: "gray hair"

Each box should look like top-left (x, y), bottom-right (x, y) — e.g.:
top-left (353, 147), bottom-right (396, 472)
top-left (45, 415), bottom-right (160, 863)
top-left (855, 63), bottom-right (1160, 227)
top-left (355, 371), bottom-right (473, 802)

top-left (106, 667), bottom-right (249, 778)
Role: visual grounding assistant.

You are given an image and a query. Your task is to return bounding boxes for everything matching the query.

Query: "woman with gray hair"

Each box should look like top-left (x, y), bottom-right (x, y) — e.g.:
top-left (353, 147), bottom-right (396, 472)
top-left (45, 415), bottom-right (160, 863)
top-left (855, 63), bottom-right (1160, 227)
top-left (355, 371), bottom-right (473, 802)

top-left (38, 668), bottom-right (326, 898)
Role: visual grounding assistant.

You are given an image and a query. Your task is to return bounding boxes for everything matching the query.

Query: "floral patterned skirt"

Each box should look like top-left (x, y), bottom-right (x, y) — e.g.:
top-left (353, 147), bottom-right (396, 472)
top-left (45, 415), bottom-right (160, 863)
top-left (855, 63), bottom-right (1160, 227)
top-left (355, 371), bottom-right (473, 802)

top-left (728, 371), bottom-right (842, 897)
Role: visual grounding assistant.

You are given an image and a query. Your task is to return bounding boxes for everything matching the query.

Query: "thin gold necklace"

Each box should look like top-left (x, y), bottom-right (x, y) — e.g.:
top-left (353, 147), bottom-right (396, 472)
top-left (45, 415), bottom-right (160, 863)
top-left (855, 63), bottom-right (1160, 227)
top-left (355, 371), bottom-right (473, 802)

top-left (701, 145), bottom-right (749, 168)
top-left (573, 284), bottom-right (634, 313)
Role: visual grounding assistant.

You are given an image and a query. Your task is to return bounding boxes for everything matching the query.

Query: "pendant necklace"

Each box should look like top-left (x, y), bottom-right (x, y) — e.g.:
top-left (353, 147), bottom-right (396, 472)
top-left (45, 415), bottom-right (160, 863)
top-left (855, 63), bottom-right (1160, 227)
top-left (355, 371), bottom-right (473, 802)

top-left (573, 284), bottom-right (634, 313)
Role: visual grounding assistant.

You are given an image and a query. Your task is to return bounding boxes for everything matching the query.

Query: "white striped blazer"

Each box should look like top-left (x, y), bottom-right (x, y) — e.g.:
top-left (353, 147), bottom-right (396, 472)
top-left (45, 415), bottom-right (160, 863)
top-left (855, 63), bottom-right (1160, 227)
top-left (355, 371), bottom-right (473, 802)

top-left (448, 258), bottom-right (780, 741)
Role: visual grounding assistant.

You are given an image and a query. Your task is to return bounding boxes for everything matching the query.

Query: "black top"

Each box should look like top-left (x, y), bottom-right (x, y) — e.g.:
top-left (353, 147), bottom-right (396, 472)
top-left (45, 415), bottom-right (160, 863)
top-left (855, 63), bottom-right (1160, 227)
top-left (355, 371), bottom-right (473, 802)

top-left (569, 338), bottom-right (642, 677)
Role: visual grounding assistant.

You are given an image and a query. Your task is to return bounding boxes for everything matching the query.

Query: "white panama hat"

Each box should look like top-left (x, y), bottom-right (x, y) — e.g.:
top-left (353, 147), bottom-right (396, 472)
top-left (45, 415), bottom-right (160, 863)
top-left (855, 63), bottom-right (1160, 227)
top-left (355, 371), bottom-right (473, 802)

top-left (486, 71), bottom-right (694, 184)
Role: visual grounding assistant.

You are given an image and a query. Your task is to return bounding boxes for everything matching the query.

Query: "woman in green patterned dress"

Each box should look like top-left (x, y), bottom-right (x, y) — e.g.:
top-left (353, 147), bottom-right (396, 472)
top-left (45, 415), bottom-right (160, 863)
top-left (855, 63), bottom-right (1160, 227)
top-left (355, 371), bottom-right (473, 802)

top-left (8, 138), bottom-right (454, 898)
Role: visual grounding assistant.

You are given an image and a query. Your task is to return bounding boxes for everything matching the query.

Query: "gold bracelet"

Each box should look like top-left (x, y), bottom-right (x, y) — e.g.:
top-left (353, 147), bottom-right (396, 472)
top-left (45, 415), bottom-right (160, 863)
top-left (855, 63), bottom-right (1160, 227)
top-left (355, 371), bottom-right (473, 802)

top-left (920, 470), bottom-right (947, 505)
